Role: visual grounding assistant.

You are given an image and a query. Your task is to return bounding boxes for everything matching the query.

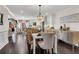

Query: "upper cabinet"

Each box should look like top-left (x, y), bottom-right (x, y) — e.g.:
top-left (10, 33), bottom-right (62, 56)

top-left (60, 13), bottom-right (79, 23)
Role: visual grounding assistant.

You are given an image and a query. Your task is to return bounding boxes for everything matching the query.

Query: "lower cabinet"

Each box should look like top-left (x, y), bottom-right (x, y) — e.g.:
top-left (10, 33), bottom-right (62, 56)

top-left (0, 31), bottom-right (8, 50)
top-left (59, 31), bottom-right (73, 45)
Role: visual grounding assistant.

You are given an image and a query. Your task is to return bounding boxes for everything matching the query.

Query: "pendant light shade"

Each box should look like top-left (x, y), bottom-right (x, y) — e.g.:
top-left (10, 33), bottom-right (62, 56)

top-left (37, 5), bottom-right (44, 21)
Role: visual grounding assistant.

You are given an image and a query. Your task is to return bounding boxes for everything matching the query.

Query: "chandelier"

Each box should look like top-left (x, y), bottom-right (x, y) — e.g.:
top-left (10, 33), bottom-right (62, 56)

top-left (37, 5), bottom-right (44, 21)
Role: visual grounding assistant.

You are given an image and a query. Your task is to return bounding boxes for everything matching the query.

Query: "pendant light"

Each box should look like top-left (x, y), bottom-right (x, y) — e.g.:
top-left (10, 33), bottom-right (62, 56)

top-left (37, 5), bottom-right (44, 21)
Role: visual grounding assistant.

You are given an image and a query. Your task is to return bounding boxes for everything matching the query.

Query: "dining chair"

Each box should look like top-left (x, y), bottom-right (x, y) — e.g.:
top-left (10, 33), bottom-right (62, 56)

top-left (38, 33), bottom-right (55, 54)
top-left (26, 28), bottom-right (39, 53)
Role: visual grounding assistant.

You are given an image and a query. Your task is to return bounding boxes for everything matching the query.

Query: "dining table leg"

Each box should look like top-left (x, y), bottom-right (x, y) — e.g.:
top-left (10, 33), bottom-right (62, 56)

top-left (54, 35), bottom-right (57, 54)
top-left (33, 37), bottom-right (36, 54)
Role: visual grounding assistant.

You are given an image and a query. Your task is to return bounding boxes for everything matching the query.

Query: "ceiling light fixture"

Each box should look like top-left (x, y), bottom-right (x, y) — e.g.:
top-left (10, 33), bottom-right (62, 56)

top-left (37, 5), bottom-right (44, 22)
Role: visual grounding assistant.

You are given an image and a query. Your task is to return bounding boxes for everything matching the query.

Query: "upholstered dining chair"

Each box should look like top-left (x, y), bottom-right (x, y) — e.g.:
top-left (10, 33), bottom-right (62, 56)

top-left (38, 33), bottom-right (55, 54)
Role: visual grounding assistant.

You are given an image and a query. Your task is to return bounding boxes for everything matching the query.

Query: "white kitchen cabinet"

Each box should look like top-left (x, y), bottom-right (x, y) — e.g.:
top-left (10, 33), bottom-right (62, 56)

top-left (0, 31), bottom-right (8, 50)
top-left (59, 31), bottom-right (73, 44)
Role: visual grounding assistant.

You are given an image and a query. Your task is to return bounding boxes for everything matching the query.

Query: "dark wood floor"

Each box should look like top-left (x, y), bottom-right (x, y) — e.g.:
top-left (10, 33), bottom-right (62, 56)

top-left (0, 33), bottom-right (79, 54)
top-left (58, 40), bottom-right (79, 54)
top-left (0, 34), bottom-right (28, 54)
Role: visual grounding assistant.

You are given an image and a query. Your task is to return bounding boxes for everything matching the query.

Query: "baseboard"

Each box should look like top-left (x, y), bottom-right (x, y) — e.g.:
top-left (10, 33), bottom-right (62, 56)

top-left (58, 39), bottom-right (79, 48)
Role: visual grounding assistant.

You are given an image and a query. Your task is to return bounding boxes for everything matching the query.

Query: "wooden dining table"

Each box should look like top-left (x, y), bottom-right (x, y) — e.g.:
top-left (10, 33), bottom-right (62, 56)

top-left (32, 32), bottom-right (58, 54)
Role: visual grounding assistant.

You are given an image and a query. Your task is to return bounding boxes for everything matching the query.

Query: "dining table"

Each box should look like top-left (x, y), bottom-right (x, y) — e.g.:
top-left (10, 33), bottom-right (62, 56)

top-left (32, 32), bottom-right (58, 54)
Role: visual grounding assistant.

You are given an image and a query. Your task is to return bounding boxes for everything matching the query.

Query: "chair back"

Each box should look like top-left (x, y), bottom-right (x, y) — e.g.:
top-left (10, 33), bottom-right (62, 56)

top-left (41, 33), bottom-right (55, 49)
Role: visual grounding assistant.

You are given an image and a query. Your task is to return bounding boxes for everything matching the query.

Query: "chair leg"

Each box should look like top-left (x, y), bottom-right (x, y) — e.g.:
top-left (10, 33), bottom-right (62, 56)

top-left (43, 49), bottom-right (47, 54)
top-left (72, 44), bottom-right (74, 54)
top-left (28, 44), bottom-right (31, 54)
top-left (46, 49), bottom-right (49, 54)
top-left (49, 49), bottom-right (52, 54)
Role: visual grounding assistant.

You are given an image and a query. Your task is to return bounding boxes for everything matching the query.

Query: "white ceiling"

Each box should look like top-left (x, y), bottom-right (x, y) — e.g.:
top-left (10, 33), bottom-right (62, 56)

top-left (6, 5), bottom-right (78, 20)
